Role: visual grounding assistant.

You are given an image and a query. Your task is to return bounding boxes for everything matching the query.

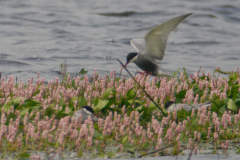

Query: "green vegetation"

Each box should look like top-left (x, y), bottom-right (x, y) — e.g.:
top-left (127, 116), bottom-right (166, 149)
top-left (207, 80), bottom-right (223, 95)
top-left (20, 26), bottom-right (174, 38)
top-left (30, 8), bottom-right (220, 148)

top-left (0, 65), bottom-right (239, 159)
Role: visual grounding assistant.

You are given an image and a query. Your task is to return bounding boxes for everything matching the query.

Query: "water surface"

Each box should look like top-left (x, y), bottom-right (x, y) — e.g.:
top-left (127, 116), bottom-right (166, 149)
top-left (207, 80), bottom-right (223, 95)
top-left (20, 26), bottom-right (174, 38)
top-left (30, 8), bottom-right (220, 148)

top-left (0, 0), bottom-right (240, 82)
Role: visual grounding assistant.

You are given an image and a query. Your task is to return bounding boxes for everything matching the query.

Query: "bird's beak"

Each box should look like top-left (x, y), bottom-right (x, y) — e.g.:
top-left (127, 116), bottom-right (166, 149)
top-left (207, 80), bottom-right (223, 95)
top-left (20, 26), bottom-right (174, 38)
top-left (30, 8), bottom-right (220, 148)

top-left (124, 61), bottom-right (129, 67)
top-left (93, 113), bottom-right (98, 117)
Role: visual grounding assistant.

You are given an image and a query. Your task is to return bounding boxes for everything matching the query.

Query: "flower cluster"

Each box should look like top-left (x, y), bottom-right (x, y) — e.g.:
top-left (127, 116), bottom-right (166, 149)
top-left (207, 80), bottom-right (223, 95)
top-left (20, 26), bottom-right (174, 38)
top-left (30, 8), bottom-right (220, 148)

top-left (0, 67), bottom-right (239, 158)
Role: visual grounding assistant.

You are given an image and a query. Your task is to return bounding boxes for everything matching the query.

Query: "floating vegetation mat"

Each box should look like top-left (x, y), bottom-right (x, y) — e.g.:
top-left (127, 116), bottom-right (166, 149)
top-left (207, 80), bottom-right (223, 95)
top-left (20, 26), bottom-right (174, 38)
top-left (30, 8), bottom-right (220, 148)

top-left (0, 67), bottom-right (240, 159)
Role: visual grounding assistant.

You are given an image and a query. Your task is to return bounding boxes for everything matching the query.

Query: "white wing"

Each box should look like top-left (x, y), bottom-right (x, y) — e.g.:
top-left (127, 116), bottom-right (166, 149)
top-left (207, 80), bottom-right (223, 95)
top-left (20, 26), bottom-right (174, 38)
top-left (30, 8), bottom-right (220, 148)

top-left (130, 39), bottom-right (145, 54)
top-left (143, 13), bottom-right (193, 61)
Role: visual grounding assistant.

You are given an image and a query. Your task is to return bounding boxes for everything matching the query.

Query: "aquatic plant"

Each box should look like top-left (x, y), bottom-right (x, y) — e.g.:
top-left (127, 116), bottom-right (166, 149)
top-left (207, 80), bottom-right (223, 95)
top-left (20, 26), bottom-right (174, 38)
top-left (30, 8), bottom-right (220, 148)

top-left (0, 67), bottom-right (239, 158)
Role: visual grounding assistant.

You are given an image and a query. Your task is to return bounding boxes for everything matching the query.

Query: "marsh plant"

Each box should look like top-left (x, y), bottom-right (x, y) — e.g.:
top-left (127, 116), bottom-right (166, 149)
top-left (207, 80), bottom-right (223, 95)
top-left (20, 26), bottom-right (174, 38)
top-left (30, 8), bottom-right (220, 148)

top-left (0, 66), bottom-right (239, 159)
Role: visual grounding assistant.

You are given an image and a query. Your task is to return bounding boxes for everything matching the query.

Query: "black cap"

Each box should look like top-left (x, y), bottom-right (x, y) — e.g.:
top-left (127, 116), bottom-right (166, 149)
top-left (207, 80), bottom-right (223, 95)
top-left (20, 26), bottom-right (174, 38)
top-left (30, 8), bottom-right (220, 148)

top-left (82, 106), bottom-right (94, 114)
top-left (164, 101), bottom-right (175, 109)
top-left (126, 52), bottom-right (138, 62)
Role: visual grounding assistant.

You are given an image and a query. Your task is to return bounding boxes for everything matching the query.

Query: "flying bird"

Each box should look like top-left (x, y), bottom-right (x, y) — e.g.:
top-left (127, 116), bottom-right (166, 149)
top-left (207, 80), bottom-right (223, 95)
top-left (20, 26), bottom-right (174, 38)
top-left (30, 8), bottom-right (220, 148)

top-left (125, 13), bottom-right (193, 77)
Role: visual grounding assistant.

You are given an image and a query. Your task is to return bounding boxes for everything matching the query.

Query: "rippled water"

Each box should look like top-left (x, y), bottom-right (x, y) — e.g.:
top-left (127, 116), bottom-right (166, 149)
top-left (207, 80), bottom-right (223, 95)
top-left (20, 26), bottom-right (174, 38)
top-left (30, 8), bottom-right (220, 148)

top-left (21, 152), bottom-right (240, 160)
top-left (8, 151), bottom-right (240, 160)
top-left (0, 0), bottom-right (240, 82)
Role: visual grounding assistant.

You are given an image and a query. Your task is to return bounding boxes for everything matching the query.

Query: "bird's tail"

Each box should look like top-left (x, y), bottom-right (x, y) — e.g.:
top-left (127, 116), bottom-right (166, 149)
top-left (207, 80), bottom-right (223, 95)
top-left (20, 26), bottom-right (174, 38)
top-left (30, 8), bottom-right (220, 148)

top-left (157, 71), bottom-right (173, 77)
top-left (157, 68), bottom-right (174, 77)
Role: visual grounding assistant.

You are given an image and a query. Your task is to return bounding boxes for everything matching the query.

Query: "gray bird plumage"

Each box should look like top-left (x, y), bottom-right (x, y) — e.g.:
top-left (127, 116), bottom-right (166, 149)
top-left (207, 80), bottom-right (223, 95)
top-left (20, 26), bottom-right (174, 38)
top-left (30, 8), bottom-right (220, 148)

top-left (165, 101), bottom-right (211, 112)
top-left (125, 13), bottom-right (193, 77)
top-left (73, 106), bottom-right (98, 122)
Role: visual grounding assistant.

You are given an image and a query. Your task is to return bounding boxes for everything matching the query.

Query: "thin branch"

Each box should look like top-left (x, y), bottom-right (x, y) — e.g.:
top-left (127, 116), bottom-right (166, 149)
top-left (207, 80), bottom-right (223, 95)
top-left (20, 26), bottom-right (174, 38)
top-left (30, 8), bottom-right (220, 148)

top-left (197, 66), bottom-right (202, 74)
top-left (138, 144), bottom-right (174, 158)
top-left (117, 59), bottom-right (166, 117)
top-left (129, 89), bottom-right (141, 109)
top-left (187, 138), bottom-right (197, 160)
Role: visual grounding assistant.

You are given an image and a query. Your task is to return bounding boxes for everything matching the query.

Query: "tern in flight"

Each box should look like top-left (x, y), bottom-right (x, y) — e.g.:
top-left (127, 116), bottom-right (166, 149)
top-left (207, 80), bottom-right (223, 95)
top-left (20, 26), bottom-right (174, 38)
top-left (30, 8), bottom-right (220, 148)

top-left (125, 13), bottom-right (193, 77)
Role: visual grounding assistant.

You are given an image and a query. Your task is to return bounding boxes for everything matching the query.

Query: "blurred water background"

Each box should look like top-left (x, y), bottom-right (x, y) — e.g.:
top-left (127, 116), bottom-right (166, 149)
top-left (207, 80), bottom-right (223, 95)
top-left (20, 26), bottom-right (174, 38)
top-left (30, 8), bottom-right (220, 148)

top-left (0, 0), bottom-right (240, 82)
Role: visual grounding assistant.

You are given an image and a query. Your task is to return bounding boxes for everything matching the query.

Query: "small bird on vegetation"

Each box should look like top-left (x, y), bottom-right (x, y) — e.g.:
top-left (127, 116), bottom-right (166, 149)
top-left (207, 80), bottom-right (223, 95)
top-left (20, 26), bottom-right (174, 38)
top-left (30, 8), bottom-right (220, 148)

top-left (164, 101), bottom-right (211, 112)
top-left (125, 13), bottom-right (193, 77)
top-left (73, 106), bottom-right (98, 122)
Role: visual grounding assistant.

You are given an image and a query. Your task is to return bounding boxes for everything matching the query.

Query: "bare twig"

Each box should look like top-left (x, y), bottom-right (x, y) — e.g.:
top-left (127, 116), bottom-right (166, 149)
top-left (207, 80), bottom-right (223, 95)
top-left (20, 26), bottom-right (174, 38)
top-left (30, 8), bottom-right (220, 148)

top-left (222, 155), bottom-right (228, 160)
top-left (138, 144), bottom-right (174, 158)
top-left (117, 59), bottom-right (166, 117)
top-left (197, 66), bottom-right (202, 74)
top-left (187, 138), bottom-right (197, 160)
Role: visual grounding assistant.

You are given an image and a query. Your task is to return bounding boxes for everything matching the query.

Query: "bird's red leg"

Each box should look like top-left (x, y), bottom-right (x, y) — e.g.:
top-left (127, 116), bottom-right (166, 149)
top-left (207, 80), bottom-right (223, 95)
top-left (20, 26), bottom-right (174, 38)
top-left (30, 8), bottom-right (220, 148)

top-left (135, 70), bottom-right (153, 76)
top-left (135, 70), bottom-right (148, 76)
top-left (144, 71), bottom-right (153, 75)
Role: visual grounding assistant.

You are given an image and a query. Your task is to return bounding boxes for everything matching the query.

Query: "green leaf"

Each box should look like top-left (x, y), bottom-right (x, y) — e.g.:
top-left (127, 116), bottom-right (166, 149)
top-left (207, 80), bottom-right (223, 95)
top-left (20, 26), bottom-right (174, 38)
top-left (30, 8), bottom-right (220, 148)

top-left (79, 68), bottom-right (88, 75)
top-left (236, 149), bottom-right (240, 154)
top-left (172, 68), bottom-right (181, 77)
top-left (235, 98), bottom-right (240, 107)
top-left (72, 80), bottom-right (77, 89)
top-left (234, 144), bottom-right (240, 149)
top-left (192, 84), bottom-right (202, 96)
top-left (5, 113), bottom-right (17, 125)
top-left (24, 99), bottom-right (41, 106)
top-left (71, 96), bottom-right (78, 103)
top-left (94, 123), bottom-right (99, 130)
top-left (3, 97), bottom-right (21, 111)
top-left (94, 100), bottom-right (109, 112)
top-left (231, 85), bottom-right (240, 100)
top-left (182, 67), bottom-right (188, 78)
top-left (78, 98), bottom-right (87, 107)
top-left (93, 132), bottom-right (102, 139)
top-left (223, 98), bottom-right (230, 105)
top-left (12, 97), bottom-right (21, 105)
top-left (55, 110), bottom-right (68, 119)
top-left (122, 136), bottom-right (128, 144)
top-left (102, 87), bottom-right (114, 99)
top-left (20, 108), bottom-right (30, 116)
top-left (199, 76), bottom-right (209, 80)
top-left (213, 69), bottom-right (231, 78)
top-left (44, 107), bottom-right (55, 117)
top-left (156, 81), bottom-right (160, 88)
top-left (142, 142), bottom-right (150, 149)
top-left (3, 102), bottom-right (13, 111)
top-left (219, 106), bottom-right (226, 114)
top-left (17, 152), bottom-right (31, 158)
top-left (210, 98), bottom-right (224, 114)
top-left (107, 151), bottom-right (115, 158)
top-left (175, 90), bottom-right (187, 103)
top-left (124, 144), bottom-right (134, 149)
top-left (136, 105), bottom-right (143, 111)
top-left (14, 99), bottom-right (41, 114)
top-left (227, 99), bottom-right (238, 113)
top-left (126, 88), bottom-right (136, 99)
top-left (177, 108), bottom-right (192, 121)
top-left (48, 142), bottom-right (57, 147)
top-left (148, 102), bottom-right (157, 111)
top-left (127, 147), bottom-right (136, 153)
top-left (60, 63), bottom-right (64, 68)
top-left (128, 99), bottom-right (142, 104)
top-left (229, 72), bottom-right (238, 81)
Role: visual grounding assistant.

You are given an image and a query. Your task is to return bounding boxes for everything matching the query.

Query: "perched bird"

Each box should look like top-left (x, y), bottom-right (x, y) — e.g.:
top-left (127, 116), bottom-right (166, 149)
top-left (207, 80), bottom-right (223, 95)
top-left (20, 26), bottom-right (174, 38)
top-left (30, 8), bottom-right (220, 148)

top-left (73, 106), bottom-right (98, 122)
top-left (164, 101), bottom-right (211, 112)
top-left (125, 13), bottom-right (193, 77)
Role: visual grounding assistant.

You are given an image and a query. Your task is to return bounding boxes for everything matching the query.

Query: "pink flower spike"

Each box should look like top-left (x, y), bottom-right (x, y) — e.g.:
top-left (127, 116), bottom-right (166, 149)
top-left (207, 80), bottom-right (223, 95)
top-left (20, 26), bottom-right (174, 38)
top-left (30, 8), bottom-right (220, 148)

top-left (30, 156), bottom-right (41, 160)
top-left (189, 138), bottom-right (192, 150)
top-left (194, 144), bottom-right (197, 154)
top-left (225, 140), bottom-right (229, 151)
